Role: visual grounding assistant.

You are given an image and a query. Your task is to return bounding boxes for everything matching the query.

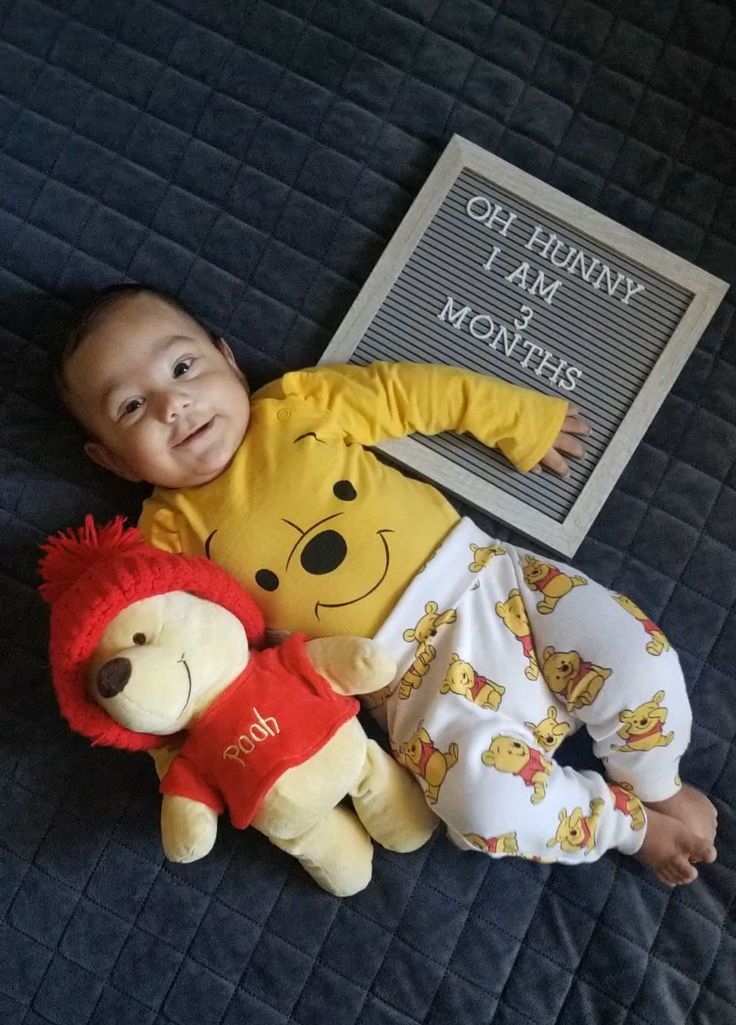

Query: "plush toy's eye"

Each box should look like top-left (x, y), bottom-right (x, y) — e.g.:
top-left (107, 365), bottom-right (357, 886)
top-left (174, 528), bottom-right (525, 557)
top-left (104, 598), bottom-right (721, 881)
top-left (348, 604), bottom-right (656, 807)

top-left (133, 633), bottom-right (147, 646)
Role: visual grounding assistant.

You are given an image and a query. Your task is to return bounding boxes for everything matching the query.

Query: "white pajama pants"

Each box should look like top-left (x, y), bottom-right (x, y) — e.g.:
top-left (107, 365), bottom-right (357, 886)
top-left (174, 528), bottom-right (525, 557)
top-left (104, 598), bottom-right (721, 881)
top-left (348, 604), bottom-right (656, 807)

top-left (373, 519), bottom-right (691, 864)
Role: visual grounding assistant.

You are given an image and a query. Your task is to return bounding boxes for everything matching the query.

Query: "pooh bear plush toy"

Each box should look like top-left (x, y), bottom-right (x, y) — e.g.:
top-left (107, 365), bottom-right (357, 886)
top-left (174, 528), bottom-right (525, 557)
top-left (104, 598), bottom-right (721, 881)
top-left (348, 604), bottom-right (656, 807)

top-left (38, 517), bottom-right (436, 896)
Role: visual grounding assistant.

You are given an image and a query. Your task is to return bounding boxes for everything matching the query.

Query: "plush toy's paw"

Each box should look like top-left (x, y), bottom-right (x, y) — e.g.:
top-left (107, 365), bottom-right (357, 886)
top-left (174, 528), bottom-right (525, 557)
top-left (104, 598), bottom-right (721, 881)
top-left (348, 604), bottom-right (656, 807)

top-left (161, 794), bottom-right (218, 863)
top-left (269, 805), bottom-right (374, 896)
top-left (352, 740), bottom-right (438, 851)
top-left (349, 638), bottom-right (397, 692)
top-left (305, 637), bottom-right (397, 695)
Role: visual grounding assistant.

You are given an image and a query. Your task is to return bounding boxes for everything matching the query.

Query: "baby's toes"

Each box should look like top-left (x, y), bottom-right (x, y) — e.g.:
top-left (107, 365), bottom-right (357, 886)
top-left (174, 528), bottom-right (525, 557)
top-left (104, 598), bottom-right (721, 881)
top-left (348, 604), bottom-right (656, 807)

top-left (662, 834), bottom-right (716, 887)
top-left (672, 857), bottom-right (699, 886)
top-left (657, 855), bottom-right (696, 887)
top-left (688, 835), bottom-right (717, 865)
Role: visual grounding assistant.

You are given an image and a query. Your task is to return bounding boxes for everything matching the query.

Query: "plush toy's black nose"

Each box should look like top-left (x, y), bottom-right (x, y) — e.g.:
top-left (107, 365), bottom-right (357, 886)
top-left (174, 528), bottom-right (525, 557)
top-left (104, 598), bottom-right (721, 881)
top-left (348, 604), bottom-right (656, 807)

top-left (97, 657), bottom-right (132, 698)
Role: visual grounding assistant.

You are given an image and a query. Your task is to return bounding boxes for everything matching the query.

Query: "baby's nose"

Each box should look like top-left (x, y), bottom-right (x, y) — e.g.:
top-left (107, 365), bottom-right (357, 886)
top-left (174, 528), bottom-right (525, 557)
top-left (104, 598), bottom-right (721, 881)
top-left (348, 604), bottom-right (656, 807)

top-left (97, 657), bottom-right (132, 698)
top-left (159, 389), bottom-right (190, 421)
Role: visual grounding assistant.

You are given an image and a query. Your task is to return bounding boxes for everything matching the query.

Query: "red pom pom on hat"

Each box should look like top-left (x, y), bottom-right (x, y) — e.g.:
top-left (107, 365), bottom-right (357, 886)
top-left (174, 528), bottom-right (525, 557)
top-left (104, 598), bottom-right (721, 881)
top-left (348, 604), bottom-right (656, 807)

top-left (39, 515), bottom-right (265, 751)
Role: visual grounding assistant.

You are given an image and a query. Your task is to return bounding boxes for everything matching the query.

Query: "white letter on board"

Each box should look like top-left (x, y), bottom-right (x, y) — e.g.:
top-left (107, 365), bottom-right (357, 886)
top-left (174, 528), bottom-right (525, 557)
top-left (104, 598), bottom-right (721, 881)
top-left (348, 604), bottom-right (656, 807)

top-left (528, 270), bottom-right (563, 305)
top-left (622, 278), bottom-right (646, 305)
top-left (592, 265), bottom-right (625, 299)
top-left (506, 261), bottom-right (531, 290)
top-left (526, 225), bottom-right (557, 259)
top-left (437, 296), bottom-right (472, 329)
top-left (483, 246), bottom-right (502, 271)
top-left (466, 197), bottom-right (517, 236)
top-left (469, 315), bottom-right (495, 340)
top-left (560, 366), bottom-right (583, 391)
top-left (520, 340), bottom-right (544, 368)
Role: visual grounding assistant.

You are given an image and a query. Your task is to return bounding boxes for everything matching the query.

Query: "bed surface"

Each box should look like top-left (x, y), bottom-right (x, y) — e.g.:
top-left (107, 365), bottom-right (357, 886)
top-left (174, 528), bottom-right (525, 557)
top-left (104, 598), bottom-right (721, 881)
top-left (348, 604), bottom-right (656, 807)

top-left (1, 2), bottom-right (735, 1023)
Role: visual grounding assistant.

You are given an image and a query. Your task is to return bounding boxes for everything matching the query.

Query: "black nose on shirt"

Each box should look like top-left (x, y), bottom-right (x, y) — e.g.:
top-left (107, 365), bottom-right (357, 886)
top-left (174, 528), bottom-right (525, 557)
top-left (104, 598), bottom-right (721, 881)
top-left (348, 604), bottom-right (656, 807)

top-left (97, 657), bottom-right (132, 698)
top-left (300, 529), bottom-right (347, 574)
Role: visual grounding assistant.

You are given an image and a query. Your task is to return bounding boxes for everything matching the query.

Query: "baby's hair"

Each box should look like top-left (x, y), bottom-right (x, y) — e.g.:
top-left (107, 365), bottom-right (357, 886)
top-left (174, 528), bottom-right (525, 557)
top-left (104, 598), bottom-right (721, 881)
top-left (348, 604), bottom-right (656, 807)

top-left (56, 284), bottom-right (218, 402)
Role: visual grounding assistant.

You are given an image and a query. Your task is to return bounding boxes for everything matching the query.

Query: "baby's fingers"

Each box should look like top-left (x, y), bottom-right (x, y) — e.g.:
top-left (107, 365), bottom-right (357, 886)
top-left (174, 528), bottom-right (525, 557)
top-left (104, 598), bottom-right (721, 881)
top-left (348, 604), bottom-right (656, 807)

top-left (555, 431), bottom-right (586, 460)
top-left (562, 407), bottom-right (590, 437)
top-left (539, 449), bottom-right (570, 477)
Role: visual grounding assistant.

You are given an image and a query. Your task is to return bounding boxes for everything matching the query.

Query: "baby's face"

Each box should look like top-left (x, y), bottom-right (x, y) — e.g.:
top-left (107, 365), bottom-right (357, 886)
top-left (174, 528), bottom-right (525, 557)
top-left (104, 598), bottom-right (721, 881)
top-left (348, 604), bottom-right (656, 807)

top-left (63, 294), bottom-right (251, 489)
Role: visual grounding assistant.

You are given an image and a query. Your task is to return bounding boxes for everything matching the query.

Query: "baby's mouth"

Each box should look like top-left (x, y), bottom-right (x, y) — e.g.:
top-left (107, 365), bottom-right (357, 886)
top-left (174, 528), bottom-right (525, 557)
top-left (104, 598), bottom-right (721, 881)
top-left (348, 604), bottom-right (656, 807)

top-left (175, 419), bottom-right (214, 448)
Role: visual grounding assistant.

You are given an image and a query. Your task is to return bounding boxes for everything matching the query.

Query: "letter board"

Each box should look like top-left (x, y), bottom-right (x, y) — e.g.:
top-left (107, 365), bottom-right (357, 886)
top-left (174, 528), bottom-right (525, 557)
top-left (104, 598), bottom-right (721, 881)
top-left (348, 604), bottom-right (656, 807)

top-left (320, 136), bottom-right (728, 555)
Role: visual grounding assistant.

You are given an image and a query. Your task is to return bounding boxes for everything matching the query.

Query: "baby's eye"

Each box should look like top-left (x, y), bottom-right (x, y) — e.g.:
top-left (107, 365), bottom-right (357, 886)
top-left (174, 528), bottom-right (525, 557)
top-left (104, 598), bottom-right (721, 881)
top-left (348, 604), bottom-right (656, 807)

top-left (121, 398), bottom-right (143, 417)
top-left (173, 358), bottom-right (194, 378)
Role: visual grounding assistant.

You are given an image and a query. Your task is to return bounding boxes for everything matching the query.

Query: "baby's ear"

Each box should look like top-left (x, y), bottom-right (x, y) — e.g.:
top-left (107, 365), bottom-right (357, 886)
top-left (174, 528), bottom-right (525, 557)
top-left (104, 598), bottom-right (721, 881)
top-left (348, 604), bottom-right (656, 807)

top-left (84, 440), bottom-right (142, 482)
top-left (216, 337), bottom-right (249, 391)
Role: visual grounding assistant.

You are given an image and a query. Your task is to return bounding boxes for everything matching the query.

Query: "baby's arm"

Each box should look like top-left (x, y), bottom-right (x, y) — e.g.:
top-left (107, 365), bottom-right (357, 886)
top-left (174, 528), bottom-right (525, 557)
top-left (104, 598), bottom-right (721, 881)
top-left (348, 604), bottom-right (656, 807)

top-left (282, 362), bottom-right (582, 475)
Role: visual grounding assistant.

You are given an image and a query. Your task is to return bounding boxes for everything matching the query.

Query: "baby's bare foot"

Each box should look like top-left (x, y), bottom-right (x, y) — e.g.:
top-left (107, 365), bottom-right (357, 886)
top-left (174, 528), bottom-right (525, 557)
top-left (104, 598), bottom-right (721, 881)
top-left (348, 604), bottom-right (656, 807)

top-left (648, 783), bottom-right (718, 845)
top-left (635, 807), bottom-right (716, 887)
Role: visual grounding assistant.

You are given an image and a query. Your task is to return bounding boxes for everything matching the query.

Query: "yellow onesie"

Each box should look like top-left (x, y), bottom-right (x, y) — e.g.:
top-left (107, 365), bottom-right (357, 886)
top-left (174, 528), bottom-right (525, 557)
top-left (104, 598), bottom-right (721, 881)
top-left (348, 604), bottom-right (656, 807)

top-left (138, 361), bottom-right (566, 639)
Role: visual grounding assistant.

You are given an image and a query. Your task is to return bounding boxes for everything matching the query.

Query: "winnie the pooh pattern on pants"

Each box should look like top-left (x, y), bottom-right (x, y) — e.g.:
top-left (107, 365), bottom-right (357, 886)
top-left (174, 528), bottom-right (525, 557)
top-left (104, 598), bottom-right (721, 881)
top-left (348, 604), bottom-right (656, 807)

top-left (374, 518), bottom-right (691, 864)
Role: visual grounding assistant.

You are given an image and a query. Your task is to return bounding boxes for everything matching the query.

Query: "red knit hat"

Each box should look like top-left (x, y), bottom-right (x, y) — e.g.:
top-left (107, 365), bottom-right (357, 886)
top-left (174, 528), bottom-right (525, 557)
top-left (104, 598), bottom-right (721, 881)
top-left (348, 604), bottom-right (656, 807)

top-left (39, 516), bottom-right (265, 751)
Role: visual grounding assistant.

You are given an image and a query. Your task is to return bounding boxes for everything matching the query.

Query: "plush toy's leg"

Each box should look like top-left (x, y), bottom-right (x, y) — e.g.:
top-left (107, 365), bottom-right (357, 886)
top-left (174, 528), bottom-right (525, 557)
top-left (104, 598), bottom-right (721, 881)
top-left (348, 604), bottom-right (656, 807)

top-left (268, 806), bottom-right (374, 897)
top-left (161, 794), bottom-right (218, 863)
top-left (350, 740), bottom-right (438, 852)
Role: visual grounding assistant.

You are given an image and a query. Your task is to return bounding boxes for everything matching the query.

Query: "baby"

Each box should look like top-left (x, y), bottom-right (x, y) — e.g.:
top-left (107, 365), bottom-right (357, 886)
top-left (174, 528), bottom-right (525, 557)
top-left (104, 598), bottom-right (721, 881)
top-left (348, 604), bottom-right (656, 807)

top-left (57, 283), bottom-right (717, 886)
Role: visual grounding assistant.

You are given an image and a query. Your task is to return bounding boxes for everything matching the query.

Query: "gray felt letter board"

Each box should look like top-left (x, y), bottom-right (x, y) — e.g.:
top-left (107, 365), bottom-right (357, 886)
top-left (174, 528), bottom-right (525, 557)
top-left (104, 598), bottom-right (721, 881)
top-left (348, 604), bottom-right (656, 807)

top-left (320, 136), bottom-right (728, 555)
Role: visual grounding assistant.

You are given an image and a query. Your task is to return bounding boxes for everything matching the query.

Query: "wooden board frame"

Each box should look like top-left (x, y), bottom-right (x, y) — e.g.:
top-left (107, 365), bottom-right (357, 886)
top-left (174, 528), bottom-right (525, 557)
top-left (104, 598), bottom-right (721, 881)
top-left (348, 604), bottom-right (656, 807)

top-left (320, 135), bottom-right (728, 555)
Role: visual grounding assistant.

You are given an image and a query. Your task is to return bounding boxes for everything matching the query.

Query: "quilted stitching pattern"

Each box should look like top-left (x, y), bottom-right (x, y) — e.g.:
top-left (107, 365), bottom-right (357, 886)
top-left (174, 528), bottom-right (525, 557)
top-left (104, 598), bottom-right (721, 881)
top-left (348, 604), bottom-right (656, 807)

top-left (1, 1), bottom-right (735, 1023)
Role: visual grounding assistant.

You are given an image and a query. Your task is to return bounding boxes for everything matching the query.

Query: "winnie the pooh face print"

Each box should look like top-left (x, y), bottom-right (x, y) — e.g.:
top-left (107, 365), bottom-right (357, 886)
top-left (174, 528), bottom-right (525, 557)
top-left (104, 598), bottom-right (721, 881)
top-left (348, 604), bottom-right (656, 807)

top-left (541, 646), bottom-right (611, 711)
top-left (202, 421), bottom-right (446, 637)
top-left (481, 735), bottom-right (551, 804)
top-left (524, 706), bottom-right (571, 751)
top-left (394, 726), bottom-right (459, 804)
top-left (546, 799), bottom-right (604, 854)
top-left (403, 602), bottom-right (457, 645)
top-left (520, 554), bottom-right (586, 614)
top-left (468, 542), bottom-right (506, 572)
top-left (612, 690), bottom-right (674, 752)
top-left (439, 653), bottom-right (505, 710)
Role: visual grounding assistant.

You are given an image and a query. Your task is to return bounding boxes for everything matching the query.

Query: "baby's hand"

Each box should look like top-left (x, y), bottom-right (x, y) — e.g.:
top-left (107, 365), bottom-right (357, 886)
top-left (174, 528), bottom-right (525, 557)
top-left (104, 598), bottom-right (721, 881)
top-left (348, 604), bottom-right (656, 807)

top-left (531, 404), bottom-right (590, 477)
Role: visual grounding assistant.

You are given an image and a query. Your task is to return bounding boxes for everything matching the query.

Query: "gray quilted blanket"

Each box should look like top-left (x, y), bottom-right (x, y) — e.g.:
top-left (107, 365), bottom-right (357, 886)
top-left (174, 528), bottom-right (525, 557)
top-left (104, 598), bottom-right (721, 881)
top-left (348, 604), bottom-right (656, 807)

top-left (1, 2), bottom-right (734, 1024)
